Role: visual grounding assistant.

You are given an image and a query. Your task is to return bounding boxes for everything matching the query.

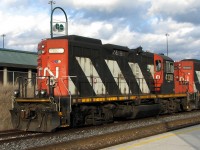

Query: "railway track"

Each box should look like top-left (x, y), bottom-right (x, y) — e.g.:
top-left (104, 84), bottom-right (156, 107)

top-left (1, 111), bottom-right (200, 150)
top-left (0, 130), bottom-right (42, 144)
top-left (0, 130), bottom-right (23, 136)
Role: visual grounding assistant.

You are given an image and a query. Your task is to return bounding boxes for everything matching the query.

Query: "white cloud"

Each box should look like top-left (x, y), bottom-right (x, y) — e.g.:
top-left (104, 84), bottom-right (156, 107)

top-left (102, 26), bottom-right (135, 46)
top-left (58, 0), bottom-right (120, 12)
top-left (150, 17), bottom-right (194, 37)
top-left (59, 0), bottom-right (149, 13)
top-left (0, 9), bottom-right (50, 51)
top-left (148, 0), bottom-right (196, 15)
top-left (73, 0), bottom-right (119, 8)
top-left (0, 0), bottom-right (200, 61)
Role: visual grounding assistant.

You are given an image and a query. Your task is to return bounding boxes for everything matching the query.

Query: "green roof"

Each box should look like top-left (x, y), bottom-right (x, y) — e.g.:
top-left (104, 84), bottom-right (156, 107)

top-left (0, 48), bottom-right (37, 69)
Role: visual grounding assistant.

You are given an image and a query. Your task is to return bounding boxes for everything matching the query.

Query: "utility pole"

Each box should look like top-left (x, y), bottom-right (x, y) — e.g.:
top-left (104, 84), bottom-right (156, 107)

top-left (48, 0), bottom-right (56, 13)
top-left (165, 33), bottom-right (169, 56)
top-left (49, 1), bottom-right (56, 37)
top-left (1, 34), bottom-right (6, 49)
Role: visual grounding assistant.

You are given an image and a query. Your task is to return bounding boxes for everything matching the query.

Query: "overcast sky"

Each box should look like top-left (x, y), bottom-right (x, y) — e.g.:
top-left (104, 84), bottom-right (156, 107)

top-left (0, 0), bottom-right (200, 60)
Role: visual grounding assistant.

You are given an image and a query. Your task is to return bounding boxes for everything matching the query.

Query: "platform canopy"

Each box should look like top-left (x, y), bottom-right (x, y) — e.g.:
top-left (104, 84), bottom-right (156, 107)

top-left (0, 48), bottom-right (37, 69)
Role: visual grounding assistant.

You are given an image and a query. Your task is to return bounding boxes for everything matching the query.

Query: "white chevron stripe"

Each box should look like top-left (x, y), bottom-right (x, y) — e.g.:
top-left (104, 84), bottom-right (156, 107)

top-left (196, 71), bottom-right (200, 83)
top-left (129, 62), bottom-right (150, 93)
top-left (105, 59), bottom-right (130, 94)
top-left (59, 76), bottom-right (77, 95)
top-left (68, 77), bottom-right (77, 95)
top-left (147, 64), bottom-right (155, 79)
top-left (194, 71), bottom-right (200, 92)
top-left (76, 57), bottom-right (106, 95)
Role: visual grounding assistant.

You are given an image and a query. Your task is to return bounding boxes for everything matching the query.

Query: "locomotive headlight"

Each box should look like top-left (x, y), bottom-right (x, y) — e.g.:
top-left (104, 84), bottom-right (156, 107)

top-left (14, 90), bottom-right (20, 97)
top-left (38, 50), bottom-right (45, 54)
top-left (40, 90), bottom-right (47, 97)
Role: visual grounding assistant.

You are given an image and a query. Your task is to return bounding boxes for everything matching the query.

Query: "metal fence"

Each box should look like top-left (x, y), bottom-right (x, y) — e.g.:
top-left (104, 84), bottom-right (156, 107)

top-left (0, 70), bottom-right (37, 85)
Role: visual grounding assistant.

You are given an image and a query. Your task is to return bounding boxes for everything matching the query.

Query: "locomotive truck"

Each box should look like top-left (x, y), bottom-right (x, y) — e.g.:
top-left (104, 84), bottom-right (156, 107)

top-left (10, 35), bottom-right (200, 132)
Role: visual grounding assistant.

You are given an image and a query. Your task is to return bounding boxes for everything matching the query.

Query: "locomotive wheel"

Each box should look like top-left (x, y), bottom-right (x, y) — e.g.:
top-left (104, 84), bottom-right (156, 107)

top-left (71, 110), bottom-right (85, 127)
top-left (85, 114), bottom-right (103, 125)
top-left (168, 99), bottom-right (177, 113)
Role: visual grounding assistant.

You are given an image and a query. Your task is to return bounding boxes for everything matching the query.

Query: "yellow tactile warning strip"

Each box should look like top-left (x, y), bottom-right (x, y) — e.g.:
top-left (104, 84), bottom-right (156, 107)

top-left (117, 126), bottom-right (200, 150)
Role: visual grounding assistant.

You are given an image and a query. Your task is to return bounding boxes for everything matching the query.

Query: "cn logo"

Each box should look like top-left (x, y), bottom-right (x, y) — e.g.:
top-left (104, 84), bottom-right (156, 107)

top-left (179, 76), bottom-right (189, 82)
top-left (39, 67), bottom-right (59, 79)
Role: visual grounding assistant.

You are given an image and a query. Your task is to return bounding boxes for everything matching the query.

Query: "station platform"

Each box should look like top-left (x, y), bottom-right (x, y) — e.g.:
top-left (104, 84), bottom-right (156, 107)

top-left (104, 124), bottom-right (200, 150)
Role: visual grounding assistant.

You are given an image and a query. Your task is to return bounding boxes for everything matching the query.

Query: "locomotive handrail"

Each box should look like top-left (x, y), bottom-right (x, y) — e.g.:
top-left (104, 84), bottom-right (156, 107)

top-left (36, 75), bottom-right (55, 97)
top-left (60, 76), bottom-right (77, 113)
top-left (15, 76), bottom-right (36, 98)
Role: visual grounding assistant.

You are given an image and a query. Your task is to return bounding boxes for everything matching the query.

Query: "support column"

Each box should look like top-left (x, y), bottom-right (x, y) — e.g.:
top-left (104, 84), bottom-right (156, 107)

top-left (28, 69), bottom-right (32, 88)
top-left (3, 67), bottom-right (8, 86)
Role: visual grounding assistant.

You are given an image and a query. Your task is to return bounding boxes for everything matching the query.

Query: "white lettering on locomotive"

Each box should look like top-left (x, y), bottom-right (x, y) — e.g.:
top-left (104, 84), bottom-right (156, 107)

top-left (38, 67), bottom-right (59, 79)
top-left (179, 76), bottom-right (189, 82)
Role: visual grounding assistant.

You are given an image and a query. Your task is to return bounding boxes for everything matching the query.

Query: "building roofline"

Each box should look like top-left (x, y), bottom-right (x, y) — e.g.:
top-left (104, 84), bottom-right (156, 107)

top-left (0, 48), bottom-right (37, 55)
top-left (0, 63), bottom-right (36, 69)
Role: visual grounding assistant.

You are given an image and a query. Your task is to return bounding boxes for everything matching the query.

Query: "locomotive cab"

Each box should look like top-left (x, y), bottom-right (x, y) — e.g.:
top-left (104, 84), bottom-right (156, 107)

top-left (154, 54), bottom-right (174, 93)
top-left (174, 59), bottom-right (200, 110)
top-left (174, 59), bottom-right (200, 93)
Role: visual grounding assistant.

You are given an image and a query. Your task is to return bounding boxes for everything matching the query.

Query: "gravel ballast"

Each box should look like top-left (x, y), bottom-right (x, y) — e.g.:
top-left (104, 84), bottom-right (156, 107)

top-left (1, 111), bottom-right (200, 150)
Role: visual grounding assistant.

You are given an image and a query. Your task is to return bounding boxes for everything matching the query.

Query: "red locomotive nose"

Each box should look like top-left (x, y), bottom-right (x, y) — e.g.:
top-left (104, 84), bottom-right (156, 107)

top-left (37, 39), bottom-right (69, 97)
top-left (174, 60), bottom-right (194, 94)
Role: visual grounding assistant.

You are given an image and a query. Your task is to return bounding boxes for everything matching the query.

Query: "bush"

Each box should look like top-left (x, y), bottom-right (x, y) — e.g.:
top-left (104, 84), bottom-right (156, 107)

top-left (0, 83), bottom-right (17, 130)
top-left (0, 83), bottom-right (36, 131)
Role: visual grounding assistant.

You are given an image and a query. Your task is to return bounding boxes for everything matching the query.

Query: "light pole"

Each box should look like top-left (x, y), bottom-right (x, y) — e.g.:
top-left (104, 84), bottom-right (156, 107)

top-left (1, 34), bottom-right (6, 49)
top-left (48, 0), bottom-right (56, 13)
top-left (49, 1), bottom-right (56, 37)
top-left (165, 33), bottom-right (169, 56)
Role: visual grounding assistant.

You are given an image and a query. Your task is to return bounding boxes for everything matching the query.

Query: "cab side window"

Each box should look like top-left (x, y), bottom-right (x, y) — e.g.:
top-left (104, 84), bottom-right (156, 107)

top-left (166, 61), bottom-right (174, 73)
top-left (156, 60), bottom-right (161, 71)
